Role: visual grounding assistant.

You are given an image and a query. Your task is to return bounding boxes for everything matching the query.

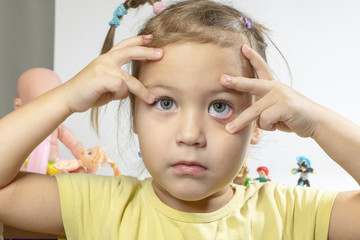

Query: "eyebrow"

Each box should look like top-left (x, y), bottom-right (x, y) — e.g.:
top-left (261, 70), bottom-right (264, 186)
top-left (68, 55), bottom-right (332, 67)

top-left (145, 84), bottom-right (178, 92)
top-left (145, 83), bottom-right (244, 96)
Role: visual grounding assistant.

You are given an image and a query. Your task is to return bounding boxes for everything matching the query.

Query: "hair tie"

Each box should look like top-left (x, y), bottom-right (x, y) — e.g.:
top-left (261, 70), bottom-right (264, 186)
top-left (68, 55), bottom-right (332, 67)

top-left (153, 1), bottom-right (169, 15)
top-left (109, 3), bottom-right (128, 28)
top-left (241, 16), bottom-right (253, 30)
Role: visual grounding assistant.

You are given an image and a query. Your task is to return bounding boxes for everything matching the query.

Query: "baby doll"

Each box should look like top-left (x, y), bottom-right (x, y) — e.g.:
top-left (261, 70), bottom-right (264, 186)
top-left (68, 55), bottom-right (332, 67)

top-left (14, 68), bottom-right (85, 174)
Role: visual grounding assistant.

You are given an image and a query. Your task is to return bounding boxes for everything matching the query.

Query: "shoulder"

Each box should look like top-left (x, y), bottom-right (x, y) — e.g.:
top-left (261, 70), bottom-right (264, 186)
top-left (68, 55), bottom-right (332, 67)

top-left (244, 182), bottom-right (337, 199)
top-left (55, 174), bottom-right (147, 237)
top-left (239, 182), bottom-right (338, 239)
top-left (241, 182), bottom-right (338, 215)
top-left (55, 174), bottom-right (144, 198)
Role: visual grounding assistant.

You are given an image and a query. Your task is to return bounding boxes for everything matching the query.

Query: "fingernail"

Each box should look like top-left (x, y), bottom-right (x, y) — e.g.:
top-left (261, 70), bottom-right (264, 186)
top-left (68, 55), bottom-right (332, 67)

top-left (243, 44), bottom-right (252, 52)
top-left (226, 123), bottom-right (235, 133)
top-left (143, 34), bottom-right (153, 40)
top-left (154, 49), bottom-right (163, 57)
top-left (223, 75), bottom-right (232, 84)
top-left (147, 94), bottom-right (155, 103)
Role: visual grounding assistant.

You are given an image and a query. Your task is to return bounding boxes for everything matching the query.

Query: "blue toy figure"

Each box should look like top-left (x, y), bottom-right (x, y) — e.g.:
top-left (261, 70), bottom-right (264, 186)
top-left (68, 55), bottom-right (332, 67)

top-left (290, 156), bottom-right (317, 187)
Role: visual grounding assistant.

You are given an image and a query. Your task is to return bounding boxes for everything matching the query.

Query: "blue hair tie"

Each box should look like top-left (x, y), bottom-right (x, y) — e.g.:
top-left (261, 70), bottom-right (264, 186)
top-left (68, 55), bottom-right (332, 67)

top-left (109, 3), bottom-right (128, 28)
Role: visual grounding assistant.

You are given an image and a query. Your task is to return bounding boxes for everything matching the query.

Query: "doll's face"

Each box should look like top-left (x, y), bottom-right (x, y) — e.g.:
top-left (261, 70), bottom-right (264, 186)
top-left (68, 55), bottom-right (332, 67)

top-left (15, 68), bottom-right (61, 107)
top-left (258, 170), bottom-right (267, 178)
top-left (134, 43), bottom-right (258, 212)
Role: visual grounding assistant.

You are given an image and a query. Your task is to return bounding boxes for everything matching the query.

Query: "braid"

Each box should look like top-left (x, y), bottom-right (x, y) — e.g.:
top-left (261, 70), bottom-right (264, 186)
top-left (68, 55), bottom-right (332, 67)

top-left (101, 0), bottom-right (160, 54)
top-left (101, 25), bottom-right (117, 54)
top-left (94, 0), bottom-right (161, 132)
top-left (125, 0), bottom-right (159, 8)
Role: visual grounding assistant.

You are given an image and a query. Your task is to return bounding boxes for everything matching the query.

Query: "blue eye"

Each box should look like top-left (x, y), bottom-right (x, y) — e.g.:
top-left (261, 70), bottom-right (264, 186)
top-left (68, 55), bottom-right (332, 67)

top-left (209, 101), bottom-right (232, 118)
top-left (155, 97), bottom-right (177, 110)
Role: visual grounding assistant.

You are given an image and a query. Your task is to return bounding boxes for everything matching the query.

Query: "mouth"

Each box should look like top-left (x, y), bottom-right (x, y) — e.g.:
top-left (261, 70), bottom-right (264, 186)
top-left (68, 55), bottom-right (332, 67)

top-left (171, 161), bottom-right (207, 175)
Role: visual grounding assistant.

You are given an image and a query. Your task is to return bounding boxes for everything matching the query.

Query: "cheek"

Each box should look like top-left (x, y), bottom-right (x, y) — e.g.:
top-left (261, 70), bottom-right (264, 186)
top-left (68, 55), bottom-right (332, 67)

top-left (134, 101), bottom-right (170, 160)
top-left (211, 124), bottom-right (253, 168)
top-left (219, 124), bottom-right (252, 151)
top-left (133, 98), bottom-right (150, 134)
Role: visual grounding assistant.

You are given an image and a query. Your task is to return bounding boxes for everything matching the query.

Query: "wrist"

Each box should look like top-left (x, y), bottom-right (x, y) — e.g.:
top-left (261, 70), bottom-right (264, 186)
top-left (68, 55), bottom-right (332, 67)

top-left (60, 81), bottom-right (79, 115)
top-left (310, 105), bottom-right (337, 141)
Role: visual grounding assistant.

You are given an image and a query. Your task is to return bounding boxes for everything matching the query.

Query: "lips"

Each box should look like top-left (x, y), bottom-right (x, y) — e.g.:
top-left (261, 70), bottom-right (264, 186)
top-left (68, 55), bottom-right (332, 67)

top-left (171, 161), bottom-right (207, 175)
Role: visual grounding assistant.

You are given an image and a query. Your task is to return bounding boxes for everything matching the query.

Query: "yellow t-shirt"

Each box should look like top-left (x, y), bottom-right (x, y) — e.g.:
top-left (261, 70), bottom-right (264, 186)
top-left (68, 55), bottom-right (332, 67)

top-left (55, 174), bottom-right (337, 240)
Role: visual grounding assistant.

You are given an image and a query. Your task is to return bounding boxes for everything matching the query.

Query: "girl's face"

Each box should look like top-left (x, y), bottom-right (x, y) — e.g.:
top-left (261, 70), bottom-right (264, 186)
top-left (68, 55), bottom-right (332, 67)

top-left (134, 43), bottom-right (259, 213)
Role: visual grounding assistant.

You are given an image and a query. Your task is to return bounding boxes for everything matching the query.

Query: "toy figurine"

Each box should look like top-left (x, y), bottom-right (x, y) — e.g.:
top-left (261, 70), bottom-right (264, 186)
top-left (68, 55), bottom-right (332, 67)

top-left (53, 146), bottom-right (121, 176)
top-left (14, 68), bottom-right (86, 174)
top-left (233, 155), bottom-right (251, 186)
top-left (290, 156), bottom-right (317, 187)
top-left (253, 166), bottom-right (271, 182)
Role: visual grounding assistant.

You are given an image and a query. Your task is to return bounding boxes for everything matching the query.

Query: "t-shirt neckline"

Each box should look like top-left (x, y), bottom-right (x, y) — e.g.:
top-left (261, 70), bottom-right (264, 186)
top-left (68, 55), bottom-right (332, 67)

top-left (143, 178), bottom-right (245, 223)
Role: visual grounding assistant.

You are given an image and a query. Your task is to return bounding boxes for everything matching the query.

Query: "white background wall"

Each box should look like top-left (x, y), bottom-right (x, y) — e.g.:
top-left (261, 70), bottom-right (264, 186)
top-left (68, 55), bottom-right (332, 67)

top-left (54, 0), bottom-right (360, 191)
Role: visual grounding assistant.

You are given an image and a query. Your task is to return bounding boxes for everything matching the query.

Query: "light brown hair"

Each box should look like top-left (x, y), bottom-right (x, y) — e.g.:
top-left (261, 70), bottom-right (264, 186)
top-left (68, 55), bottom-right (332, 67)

top-left (93, 0), bottom-right (270, 130)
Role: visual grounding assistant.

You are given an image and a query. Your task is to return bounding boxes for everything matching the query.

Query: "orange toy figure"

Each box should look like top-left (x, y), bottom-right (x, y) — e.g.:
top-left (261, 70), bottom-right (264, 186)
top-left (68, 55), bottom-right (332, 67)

top-left (53, 146), bottom-right (121, 176)
top-left (14, 68), bottom-right (85, 174)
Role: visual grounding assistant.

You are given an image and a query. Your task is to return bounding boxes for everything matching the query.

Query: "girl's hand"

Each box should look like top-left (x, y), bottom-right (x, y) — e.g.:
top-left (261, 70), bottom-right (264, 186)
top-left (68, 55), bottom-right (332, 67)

top-left (63, 35), bottom-right (163, 113)
top-left (220, 45), bottom-right (324, 138)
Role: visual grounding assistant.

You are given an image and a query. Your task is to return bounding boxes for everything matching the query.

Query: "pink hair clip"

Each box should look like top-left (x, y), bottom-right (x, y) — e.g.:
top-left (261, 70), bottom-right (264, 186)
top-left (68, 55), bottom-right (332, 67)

top-left (153, 1), bottom-right (169, 14)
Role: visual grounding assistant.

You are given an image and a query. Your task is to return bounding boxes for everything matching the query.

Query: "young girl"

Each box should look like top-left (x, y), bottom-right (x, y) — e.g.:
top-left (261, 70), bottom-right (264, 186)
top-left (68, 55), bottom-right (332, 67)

top-left (0, 0), bottom-right (359, 239)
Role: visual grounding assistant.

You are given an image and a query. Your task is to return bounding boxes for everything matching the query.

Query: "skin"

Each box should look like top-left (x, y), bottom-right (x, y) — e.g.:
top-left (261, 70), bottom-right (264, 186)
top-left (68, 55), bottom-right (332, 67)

top-left (134, 43), bottom-right (260, 212)
top-left (0, 35), bottom-right (359, 238)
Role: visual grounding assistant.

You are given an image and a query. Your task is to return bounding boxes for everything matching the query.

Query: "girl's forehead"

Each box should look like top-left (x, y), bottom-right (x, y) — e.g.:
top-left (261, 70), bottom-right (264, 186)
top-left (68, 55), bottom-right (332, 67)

top-left (138, 44), bottom-right (250, 100)
top-left (140, 43), bottom-right (251, 81)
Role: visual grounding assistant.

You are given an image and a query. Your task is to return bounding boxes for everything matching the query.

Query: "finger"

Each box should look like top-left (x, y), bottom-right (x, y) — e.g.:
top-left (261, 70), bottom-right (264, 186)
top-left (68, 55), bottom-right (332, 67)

top-left (91, 73), bottom-right (130, 107)
top-left (257, 104), bottom-right (285, 131)
top-left (119, 70), bottom-right (155, 104)
top-left (104, 73), bottom-right (130, 100)
top-left (220, 74), bottom-right (272, 97)
top-left (241, 45), bottom-right (274, 80)
top-left (109, 46), bottom-right (163, 66)
top-left (97, 65), bottom-right (155, 104)
top-left (226, 94), bottom-right (277, 133)
top-left (111, 35), bottom-right (154, 51)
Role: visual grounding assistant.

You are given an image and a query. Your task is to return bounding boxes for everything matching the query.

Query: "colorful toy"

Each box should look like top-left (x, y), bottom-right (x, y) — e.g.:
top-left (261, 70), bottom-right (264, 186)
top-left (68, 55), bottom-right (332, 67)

top-left (290, 156), bottom-right (317, 187)
top-left (53, 146), bottom-right (121, 176)
top-left (233, 155), bottom-right (251, 186)
top-left (14, 68), bottom-right (85, 174)
top-left (253, 166), bottom-right (271, 182)
top-left (27, 135), bottom-right (52, 174)
top-left (23, 158), bottom-right (60, 175)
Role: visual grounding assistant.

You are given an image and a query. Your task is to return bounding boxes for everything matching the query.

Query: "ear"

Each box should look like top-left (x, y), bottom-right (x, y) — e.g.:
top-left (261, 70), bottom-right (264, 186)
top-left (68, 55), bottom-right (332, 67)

top-left (250, 123), bottom-right (262, 145)
top-left (13, 98), bottom-right (22, 110)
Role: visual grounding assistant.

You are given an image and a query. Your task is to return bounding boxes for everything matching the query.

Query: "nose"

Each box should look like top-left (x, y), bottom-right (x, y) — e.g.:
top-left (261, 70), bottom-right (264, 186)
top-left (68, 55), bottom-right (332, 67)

top-left (175, 110), bottom-right (206, 147)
